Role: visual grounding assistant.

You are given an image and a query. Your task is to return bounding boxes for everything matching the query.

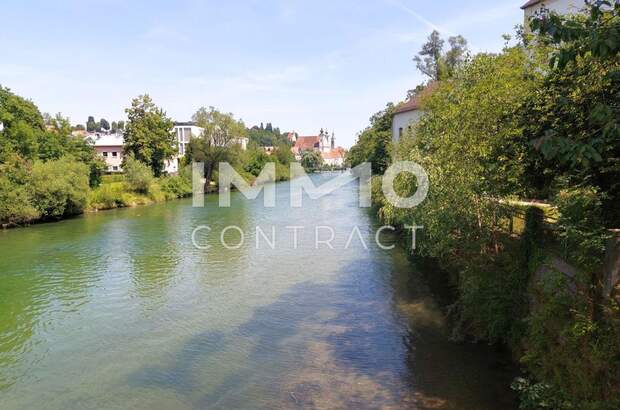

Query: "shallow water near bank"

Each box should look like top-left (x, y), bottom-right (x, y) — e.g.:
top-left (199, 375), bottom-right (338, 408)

top-left (0, 174), bottom-right (515, 409)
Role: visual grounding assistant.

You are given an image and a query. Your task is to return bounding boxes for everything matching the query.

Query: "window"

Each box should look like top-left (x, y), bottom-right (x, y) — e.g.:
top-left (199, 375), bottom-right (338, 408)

top-left (179, 143), bottom-right (185, 155)
top-left (102, 152), bottom-right (108, 157)
top-left (398, 128), bottom-right (403, 137)
top-left (184, 127), bottom-right (192, 142)
top-left (112, 152), bottom-right (117, 157)
top-left (112, 166), bottom-right (118, 171)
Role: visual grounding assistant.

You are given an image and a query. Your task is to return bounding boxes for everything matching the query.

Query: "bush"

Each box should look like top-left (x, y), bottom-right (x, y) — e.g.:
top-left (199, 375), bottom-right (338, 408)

top-left (123, 155), bottom-right (153, 194)
top-left (88, 182), bottom-right (125, 209)
top-left (0, 176), bottom-right (39, 224)
top-left (29, 157), bottom-right (89, 219)
top-left (554, 187), bottom-right (609, 271)
top-left (159, 171), bottom-right (192, 200)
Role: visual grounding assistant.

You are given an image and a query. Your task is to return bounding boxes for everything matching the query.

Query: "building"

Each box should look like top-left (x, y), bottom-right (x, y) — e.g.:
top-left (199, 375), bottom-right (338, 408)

top-left (521, 0), bottom-right (586, 30)
top-left (164, 122), bottom-right (204, 174)
top-left (92, 133), bottom-right (124, 172)
top-left (322, 147), bottom-right (346, 168)
top-left (290, 128), bottom-right (346, 166)
top-left (165, 121), bottom-right (248, 173)
top-left (391, 82), bottom-right (438, 144)
top-left (89, 121), bottom-right (248, 174)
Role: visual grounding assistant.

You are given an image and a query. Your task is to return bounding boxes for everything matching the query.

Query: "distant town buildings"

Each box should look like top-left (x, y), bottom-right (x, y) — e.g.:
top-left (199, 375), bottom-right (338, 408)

top-left (289, 128), bottom-right (346, 167)
top-left (87, 121), bottom-right (248, 174)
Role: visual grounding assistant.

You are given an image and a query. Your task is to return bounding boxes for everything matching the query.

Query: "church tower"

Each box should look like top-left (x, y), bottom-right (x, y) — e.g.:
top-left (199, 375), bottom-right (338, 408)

top-left (331, 132), bottom-right (335, 150)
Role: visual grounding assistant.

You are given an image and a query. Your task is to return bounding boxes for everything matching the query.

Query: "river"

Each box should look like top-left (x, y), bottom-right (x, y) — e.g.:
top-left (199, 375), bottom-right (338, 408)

top-left (0, 173), bottom-right (515, 409)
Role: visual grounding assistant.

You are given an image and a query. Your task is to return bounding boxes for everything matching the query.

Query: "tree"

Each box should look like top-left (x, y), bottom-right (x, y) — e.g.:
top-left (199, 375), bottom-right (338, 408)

top-left (117, 120), bottom-right (125, 131)
top-left (186, 106), bottom-right (247, 189)
top-left (111, 121), bottom-right (117, 132)
top-left (301, 150), bottom-right (323, 172)
top-left (86, 116), bottom-right (97, 132)
top-left (413, 30), bottom-right (469, 80)
top-left (346, 103), bottom-right (394, 174)
top-left (123, 94), bottom-right (176, 177)
top-left (528, 1), bottom-right (620, 225)
top-left (100, 118), bottom-right (110, 131)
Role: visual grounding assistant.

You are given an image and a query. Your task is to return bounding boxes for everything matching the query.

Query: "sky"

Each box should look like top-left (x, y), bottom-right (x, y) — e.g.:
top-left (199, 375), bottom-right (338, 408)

top-left (0, 0), bottom-right (525, 148)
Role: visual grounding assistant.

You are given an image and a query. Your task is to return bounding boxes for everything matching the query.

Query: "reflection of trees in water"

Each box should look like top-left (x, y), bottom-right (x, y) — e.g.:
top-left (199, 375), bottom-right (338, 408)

top-left (0, 219), bottom-right (107, 389)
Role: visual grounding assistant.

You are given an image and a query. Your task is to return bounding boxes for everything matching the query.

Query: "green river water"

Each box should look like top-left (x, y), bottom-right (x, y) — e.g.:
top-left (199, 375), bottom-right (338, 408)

top-left (0, 174), bottom-right (515, 409)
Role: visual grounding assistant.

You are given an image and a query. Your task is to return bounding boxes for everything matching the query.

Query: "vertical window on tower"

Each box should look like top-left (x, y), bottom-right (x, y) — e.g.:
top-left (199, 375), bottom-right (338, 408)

top-left (399, 128), bottom-right (403, 137)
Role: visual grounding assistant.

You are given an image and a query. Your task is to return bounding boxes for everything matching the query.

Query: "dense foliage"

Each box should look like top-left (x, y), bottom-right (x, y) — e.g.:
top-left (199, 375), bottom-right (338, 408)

top-left (0, 86), bottom-right (104, 225)
top-left (123, 94), bottom-right (176, 177)
top-left (346, 103), bottom-right (394, 174)
top-left (371, 12), bottom-right (620, 407)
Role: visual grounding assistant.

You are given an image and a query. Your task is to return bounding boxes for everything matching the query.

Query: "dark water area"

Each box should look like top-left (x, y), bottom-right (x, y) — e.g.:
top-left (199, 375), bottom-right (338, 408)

top-left (0, 174), bottom-right (516, 409)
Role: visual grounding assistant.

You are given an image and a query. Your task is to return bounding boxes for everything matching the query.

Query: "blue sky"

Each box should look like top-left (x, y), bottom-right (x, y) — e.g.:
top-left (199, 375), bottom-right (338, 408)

top-left (1, 0), bottom-right (524, 147)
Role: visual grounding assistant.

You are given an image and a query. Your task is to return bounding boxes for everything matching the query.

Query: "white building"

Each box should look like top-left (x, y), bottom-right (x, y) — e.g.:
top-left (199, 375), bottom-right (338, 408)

top-left (92, 133), bottom-right (124, 172)
top-left (392, 101), bottom-right (425, 144)
top-left (164, 121), bottom-right (249, 174)
top-left (90, 122), bottom-right (249, 174)
top-left (522, 0), bottom-right (586, 30)
top-left (164, 122), bottom-right (205, 174)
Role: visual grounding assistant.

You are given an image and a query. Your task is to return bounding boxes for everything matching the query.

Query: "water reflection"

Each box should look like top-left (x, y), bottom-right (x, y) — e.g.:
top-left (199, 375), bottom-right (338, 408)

top-left (0, 175), bottom-right (515, 409)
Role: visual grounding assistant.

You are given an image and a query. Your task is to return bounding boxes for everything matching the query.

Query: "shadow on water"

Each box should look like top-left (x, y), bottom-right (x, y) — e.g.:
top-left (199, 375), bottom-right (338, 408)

top-left (127, 255), bottom-right (516, 410)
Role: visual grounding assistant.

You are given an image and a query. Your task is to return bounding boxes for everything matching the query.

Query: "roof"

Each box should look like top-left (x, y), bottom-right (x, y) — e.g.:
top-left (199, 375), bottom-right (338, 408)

top-left (91, 133), bottom-right (124, 147)
top-left (294, 136), bottom-right (320, 151)
top-left (322, 147), bottom-right (345, 159)
top-left (393, 81), bottom-right (439, 115)
top-left (521, 0), bottom-right (543, 9)
top-left (174, 121), bottom-right (198, 126)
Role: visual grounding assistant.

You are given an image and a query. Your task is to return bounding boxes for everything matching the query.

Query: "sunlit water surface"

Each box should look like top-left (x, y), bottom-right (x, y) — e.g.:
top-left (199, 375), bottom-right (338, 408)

top-left (0, 174), bottom-right (515, 409)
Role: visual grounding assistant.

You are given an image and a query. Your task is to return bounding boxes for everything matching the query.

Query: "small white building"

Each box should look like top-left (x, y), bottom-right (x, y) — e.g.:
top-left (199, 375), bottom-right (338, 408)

top-left (521, 0), bottom-right (586, 30)
top-left (392, 101), bottom-right (424, 144)
top-left (92, 133), bottom-right (124, 172)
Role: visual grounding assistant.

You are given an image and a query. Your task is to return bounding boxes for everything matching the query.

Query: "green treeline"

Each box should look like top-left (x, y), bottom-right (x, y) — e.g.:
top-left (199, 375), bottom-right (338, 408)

top-left (351, 4), bottom-right (620, 409)
top-left (0, 90), bottom-right (294, 226)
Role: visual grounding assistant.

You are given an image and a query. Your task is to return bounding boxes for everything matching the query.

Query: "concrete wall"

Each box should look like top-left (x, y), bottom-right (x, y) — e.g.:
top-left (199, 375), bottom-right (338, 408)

top-left (392, 110), bottom-right (423, 144)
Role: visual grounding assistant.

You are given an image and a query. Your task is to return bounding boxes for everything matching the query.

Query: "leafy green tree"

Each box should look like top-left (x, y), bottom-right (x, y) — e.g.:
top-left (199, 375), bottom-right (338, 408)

top-left (117, 120), bottom-right (125, 131)
top-left (111, 121), bottom-right (117, 132)
top-left (528, 1), bottom-right (620, 225)
top-left (29, 157), bottom-right (90, 219)
top-left (123, 94), bottom-right (176, 177)
top-left (346, 103), bottom-right (394, 174)
top-left (123, 154), bottom-right (154, 194)
top-left (301, 150), bottom-right (323, 172)
top-left (186, 106), bottom-right (247, 189)
top-left (413, 30), bottom-right (469, 80)
top-left (0, 85), bottom-right (45, 160)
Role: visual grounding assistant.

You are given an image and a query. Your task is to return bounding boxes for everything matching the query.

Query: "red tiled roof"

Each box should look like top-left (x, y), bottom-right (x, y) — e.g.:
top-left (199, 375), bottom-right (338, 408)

top-left (393, 81), bottom-right (439, 114)
top-left (294, 136), bottom-right (320, 150)
top-left (521, 0), bottom-right (543, 9)
top-left (322, 147), bottom-right (345, 160)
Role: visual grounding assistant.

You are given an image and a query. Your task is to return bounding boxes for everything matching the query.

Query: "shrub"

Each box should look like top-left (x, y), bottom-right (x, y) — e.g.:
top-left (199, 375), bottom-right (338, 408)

top-left (159, 172), bottom-right (192, 200)
top-left (123, 155), bottom-right (153, 194)
top-left (0, 176), bottom-right (40, 224)
top-left (88, 182), bottom-right (125, 209)
top-left (29, 157), bottom-right (89, 219)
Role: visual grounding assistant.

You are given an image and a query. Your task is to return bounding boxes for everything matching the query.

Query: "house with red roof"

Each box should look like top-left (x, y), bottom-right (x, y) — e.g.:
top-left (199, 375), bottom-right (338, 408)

top-left (391, 82), bottom-right (438, 144)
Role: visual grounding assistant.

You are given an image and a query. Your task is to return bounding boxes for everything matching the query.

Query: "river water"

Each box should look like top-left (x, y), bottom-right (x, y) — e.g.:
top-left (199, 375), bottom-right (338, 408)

top-left (0, 174), bottom-right (515, 409)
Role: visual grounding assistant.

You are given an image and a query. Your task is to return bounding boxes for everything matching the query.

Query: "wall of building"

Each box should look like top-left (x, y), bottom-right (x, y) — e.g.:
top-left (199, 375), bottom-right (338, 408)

top-left (392, 110), bottom-right (423, 143)
top-left (524, 0), bottom-right (586, 28)
top-left (95, 146), bottom-right (123, 172)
